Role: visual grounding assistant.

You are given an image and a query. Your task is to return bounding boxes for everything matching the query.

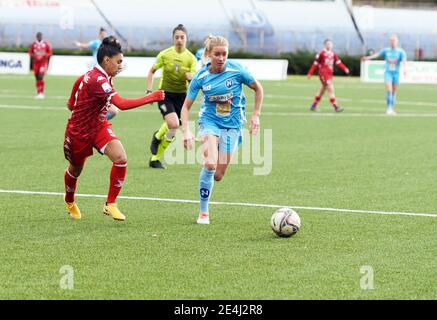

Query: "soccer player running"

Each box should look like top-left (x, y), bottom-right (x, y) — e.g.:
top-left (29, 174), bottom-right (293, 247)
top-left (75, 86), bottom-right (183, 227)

top-left (307, 39), bottom-right (349, 112)
top-left (63, 37), bottom-right (164, 221)
top-left (362, 35), bottom-right (407, 115)
top-left (181, 35), bottom-right (264, 225)
top-left (75, 27), bottom-right (108, 65)
top-left (28, 32), bottom-right (52, 99)
top-left (146, 24), bottom-right (197, 169)
top-left (75, 27), bottom-right (119, 120)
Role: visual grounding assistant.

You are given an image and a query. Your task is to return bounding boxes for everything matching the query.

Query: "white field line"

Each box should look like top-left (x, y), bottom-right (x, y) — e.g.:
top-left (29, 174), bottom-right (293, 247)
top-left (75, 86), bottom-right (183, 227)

top-left (2, 104), bottom-right (437, 117)
top-left (0, 104), bottom-right (153, 113)
top-left (1, 189), bottom-right (436, 219)
top-left (3, 91), bottom-right (437, 108)
top-left (271, 81), bottom-right (437, 91)
top-left (260, 112), bottom-right (437, 117)
top-left (264, 94), bottom-right (437, 108)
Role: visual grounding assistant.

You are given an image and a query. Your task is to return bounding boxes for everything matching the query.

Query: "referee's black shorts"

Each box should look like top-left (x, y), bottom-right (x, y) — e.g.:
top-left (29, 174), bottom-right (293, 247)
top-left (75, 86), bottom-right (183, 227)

top-left (158, 92), bottom-right (187, 119)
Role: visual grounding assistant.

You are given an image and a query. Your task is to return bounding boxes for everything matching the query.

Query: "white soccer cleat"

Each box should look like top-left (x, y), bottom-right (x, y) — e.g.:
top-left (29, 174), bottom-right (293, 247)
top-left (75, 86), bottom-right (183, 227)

top-left (386, 109), bottom-right (397, 116)
top-left (34, 93), bottom-right (45, 99)
top-left (197, 212), bottom-right (210, 225)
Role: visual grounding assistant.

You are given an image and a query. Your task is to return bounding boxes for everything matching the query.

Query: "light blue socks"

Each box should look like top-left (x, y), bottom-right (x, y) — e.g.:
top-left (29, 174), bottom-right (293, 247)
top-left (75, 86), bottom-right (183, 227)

top-left (199, 167), bottom-right (215, 213)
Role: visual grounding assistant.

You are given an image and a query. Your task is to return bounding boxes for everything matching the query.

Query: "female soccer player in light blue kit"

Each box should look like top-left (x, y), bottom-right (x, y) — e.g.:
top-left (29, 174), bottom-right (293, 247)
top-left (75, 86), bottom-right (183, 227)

top-left (181, 35), bottom-right (264, 225)
top-left (362, 35), bottom-right (407, 115)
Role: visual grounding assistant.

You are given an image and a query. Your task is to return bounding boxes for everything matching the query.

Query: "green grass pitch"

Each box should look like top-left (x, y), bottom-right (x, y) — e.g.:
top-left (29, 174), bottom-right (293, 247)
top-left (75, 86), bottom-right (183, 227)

top-left (0, 74), bottom-right (436, 299)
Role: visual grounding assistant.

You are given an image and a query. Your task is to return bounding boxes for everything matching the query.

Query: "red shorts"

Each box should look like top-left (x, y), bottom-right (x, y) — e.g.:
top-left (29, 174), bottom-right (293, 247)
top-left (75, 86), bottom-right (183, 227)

top-left (33, 62), bottom-right (48, 75)
top-left (319, 72), bottom-right (333, 86)
top-left (64, 122), bottom-right (119, 167)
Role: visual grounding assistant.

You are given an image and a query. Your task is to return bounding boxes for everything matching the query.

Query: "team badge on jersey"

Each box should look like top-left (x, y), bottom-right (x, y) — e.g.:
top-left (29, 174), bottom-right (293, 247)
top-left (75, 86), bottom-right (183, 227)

top-left (101, 82), bottom-right (112, 93)
top-left (225, 79), bottom-right (233, 88)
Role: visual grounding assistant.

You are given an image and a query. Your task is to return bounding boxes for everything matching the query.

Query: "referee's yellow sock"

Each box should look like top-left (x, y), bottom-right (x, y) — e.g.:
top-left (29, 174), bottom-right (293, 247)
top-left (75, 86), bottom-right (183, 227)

top-left (151, 136), bottom-right (175, 162)
top-left (155, 122), bottom-right (169, 141)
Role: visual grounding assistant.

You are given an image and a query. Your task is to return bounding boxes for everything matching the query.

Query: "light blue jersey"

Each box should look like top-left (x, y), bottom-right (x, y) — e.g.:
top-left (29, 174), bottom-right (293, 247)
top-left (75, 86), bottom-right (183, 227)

top-left (380, 47), bottom-right (406, 74)
top-left (188, 60), bottom-right (255, 130)
top-left (89, 39), bottom-right (102, 62)
top-left (195, 48), bottom-right (205, 61)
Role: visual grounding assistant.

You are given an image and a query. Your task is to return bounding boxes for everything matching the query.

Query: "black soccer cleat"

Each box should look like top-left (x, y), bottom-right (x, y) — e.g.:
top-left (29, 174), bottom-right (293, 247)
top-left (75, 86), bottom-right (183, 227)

top-left (149, 159), bottom-right (166, 169)
top-left (149, 131), bottom-right (161, 155)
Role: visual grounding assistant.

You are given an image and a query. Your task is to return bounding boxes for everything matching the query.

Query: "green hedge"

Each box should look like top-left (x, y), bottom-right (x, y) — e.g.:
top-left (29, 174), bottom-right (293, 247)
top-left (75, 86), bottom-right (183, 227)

top-left (0, 46), bottom-right (370, 77)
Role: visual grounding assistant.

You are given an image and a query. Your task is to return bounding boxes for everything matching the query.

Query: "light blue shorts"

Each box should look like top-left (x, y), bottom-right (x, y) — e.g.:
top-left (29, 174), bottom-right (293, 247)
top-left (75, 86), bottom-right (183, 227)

top-left (384, 71), bottom-right (400, 86)
top-left (198, 121), bottom-right (243, 154)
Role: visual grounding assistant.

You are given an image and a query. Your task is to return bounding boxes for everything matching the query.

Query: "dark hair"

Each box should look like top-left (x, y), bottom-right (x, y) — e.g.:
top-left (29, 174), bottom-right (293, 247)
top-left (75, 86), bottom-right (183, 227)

top-left (99, 27), bottom-right (107, 33)
top-left (97, 36), bottom-right (122, 64)
top-left (173, 24), bottom-right (187, 36)
top-left (324, 38), bottom-right (332, 44)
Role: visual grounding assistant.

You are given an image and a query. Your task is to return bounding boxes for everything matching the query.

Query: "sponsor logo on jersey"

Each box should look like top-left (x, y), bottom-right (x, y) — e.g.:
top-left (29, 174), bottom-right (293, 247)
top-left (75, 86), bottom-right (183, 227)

top-left (97, 76), bottom-right (106, 82)
top-left (202, 84), bottom-right (212, 91)
top-left (101, 82), bottom-right (112, 93)
top-left (208, 92), bottom-right (233, 102)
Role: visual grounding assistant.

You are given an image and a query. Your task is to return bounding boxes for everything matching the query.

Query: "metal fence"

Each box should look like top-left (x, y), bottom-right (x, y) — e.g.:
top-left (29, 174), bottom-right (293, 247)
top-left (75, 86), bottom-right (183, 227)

top-left (1, 23), bottom-right (437, 58)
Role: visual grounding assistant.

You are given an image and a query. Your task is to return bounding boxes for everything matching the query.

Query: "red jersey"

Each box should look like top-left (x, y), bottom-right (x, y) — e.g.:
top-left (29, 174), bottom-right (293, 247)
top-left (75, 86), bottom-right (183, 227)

top-left (308, 49), bottom-right (348, 77)
top-left (66, 65), bottom-right (117, 141)
top-left (28, 41), bottom-right (52, 64)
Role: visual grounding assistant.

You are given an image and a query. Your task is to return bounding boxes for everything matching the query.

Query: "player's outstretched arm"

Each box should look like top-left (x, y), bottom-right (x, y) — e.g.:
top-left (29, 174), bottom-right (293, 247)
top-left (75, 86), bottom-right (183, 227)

top-left (248, 80), bottom-right (263, 135)
top-left (336, 61), bottom-right (350, 74)
top-left (181, 98), bottom-right (195, 150)
top-left (362, 52), bottom-right (380, 61)
top-left (146, 67), bottom-right (157, 93)
top-left (74, 41), bottom-right (89, 49)
top-left (111, 90), bottom-right (165, 111)
top-left (307, 62), bottom-right (317, 78)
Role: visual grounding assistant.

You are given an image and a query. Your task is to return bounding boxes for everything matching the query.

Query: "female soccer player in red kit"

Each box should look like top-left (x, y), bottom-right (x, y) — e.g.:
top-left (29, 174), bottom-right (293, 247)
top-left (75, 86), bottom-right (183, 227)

top-left (64, 36), bottom-right (164, 221)
top-left (307, 39), bottom-right (349, 112)
top-left (28, 32), bottom-right (52, 99)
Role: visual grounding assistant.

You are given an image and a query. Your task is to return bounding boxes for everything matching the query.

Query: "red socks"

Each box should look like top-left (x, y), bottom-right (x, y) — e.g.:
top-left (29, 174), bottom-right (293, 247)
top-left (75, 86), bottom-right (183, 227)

top-left (330, 97), bottom-right (338, 108)
top-left (64, 169), bottom-right (78, 203)
top-left (36, 80), bottom-right (44, 94)
top-left (107, 162), bottom-right (127, 204)
top-left (65, 162), bottom-right (127, 205)
top-left (313, 95), bottom-right (321, 106)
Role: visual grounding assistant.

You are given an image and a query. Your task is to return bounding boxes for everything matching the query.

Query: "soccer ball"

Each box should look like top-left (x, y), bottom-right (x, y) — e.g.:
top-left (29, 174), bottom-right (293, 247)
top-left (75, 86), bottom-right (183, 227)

top-left (271, 207), bottom-right (301, 237)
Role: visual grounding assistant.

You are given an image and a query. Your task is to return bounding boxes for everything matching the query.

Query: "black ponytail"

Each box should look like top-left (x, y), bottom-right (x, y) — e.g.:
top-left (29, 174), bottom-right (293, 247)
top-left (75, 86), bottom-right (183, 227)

top-left (97, 36), bottom-right (123, 65)
top-left (173, 24), bottom-right (187, 36)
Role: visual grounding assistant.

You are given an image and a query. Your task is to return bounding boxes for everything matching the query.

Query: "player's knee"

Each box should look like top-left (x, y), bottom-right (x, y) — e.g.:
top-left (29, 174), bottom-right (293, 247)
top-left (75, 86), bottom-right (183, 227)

top-left (204, 162), bottom-right (216, 172)
top-left (113, 154), bottom-right (127, 164)
top-left (214, 172), bottom-right (224, 182)
top-left (69, 165), bottom-right (83, 177)
top-left (167, 120), bottom-right (179, 130)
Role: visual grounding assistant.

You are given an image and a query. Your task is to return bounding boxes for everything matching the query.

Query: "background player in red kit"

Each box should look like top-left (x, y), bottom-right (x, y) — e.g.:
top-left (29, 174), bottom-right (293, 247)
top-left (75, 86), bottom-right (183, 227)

top-left (28, 32), bottom-right (52, 99)
top-left (307, 39), bottom-right (349, 112)
top-left (64, 36), bottom-right (164, 221)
